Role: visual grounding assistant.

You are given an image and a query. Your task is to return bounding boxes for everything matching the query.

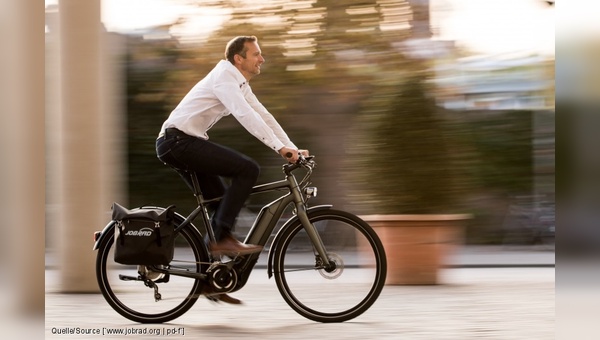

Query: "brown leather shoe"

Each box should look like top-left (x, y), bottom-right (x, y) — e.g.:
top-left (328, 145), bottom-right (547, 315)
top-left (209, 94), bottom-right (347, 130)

top-left (205, 293), bottom-right (243, 305)
top-left (216, 293), bottom-right (242, 305)
top-left (202, 285), bottom-right (242, 305)
top-left (210, 234), bottom-right (263, 256)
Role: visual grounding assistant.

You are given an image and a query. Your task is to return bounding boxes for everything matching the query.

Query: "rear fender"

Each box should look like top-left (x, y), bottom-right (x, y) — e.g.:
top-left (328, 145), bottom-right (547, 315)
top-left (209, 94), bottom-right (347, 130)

top-left (92, 220), bottom-right (116, 250)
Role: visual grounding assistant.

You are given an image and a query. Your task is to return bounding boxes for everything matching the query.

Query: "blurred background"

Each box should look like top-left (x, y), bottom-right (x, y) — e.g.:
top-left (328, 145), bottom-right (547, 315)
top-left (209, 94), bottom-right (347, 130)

top-left (4, 0), bottom-right (566, 336)
top-left (11, 0), bottom-right (598, 337)
top-left (43, 0), bottom-right (555, 250)
top-left (7, 0), bottom-right (600, 338)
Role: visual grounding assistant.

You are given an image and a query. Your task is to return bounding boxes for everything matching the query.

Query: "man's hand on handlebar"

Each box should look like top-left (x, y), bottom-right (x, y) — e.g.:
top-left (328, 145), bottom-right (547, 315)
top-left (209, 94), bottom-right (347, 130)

top-left (279, 147), bottom-right (309, 163)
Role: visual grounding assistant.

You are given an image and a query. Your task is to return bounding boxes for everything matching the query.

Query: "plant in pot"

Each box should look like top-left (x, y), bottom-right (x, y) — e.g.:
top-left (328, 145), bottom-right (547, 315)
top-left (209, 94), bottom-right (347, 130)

top-left (348, 71), bottom-right (470, 285)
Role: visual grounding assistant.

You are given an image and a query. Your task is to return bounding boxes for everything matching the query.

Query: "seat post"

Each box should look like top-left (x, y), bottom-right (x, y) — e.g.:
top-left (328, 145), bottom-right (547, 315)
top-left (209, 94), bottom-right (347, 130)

top-left (187, 171), bottom-right (204, 205)
top-left (186, 170), bottom-right (218, 244)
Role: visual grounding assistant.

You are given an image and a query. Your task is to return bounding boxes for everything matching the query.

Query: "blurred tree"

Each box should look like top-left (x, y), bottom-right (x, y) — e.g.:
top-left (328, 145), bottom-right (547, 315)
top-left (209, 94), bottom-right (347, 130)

top-left (189, 0), bottom-right (412, 209)
top-left (123, 0), bottom-right (537, 243)
top-left (445, 110), bottom-right (534, 244)
top-left (468, 111), bottom-right (533, 195)
top-left (349, 71), bottom-right (463, 214)
top-left (126, 0), bottom-right (418, 212)
top-left (125, 34), bottom-right (202, 213)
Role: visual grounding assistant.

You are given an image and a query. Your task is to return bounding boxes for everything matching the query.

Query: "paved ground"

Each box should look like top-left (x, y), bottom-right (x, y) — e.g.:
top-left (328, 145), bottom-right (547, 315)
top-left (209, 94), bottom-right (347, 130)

top-left (45, 247), bottom-right (555, 339)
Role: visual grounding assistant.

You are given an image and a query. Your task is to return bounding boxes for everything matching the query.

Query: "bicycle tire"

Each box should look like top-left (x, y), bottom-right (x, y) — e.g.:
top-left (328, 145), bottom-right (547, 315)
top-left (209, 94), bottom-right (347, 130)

top-left (272, 209), bottom-right (387, 323)
top-left (96, 214), bottom-right (209, 323)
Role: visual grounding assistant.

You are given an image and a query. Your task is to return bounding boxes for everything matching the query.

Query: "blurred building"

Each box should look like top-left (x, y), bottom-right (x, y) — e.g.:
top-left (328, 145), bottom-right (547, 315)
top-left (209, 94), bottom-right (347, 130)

top-left (431, 51), bottom-right (555, 244)
top-left (433, 54), bottom-right (555, 111)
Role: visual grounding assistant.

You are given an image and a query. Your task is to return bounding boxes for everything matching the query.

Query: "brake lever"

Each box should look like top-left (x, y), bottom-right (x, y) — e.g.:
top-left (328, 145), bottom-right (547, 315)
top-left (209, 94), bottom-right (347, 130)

top-left (283, 153), bottom-right (315, 167)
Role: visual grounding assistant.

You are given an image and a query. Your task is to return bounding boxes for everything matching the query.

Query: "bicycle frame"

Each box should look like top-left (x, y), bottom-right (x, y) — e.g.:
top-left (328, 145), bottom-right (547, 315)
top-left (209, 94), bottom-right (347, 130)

top-left (92, 159), bottom-right (332, 291)
top-left (176, 168), bottom-right (330, 272)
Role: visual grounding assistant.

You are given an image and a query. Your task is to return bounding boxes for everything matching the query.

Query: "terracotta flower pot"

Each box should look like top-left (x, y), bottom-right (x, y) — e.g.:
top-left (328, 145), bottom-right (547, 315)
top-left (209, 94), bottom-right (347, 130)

top-left (361, 214), bottom-right (470, 285)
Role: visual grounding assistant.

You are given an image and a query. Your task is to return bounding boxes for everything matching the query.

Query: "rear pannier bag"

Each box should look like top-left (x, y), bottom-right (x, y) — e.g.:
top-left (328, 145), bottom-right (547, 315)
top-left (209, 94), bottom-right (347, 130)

top-left (111, 202), bottom-right (176, 265)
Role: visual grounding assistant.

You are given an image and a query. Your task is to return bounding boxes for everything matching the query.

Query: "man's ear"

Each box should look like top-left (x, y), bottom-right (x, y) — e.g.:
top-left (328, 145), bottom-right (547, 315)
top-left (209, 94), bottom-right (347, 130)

top-left (234, 54), bottom-right (243, 65)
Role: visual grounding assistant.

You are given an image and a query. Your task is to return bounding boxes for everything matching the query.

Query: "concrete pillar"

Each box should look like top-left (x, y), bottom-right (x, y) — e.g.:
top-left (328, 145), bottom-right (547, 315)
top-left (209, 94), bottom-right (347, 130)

top-left (0, 0), bottom-right (45, 317)
top-left (99, 32), bottom-right (128, 231)
top-left (57, 0), bottom-right (104, 292)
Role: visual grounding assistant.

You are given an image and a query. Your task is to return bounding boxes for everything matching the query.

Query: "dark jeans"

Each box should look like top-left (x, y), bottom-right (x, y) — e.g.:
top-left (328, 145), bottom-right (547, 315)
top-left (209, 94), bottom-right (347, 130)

top-left (156, 128), bottom-right (260, 241)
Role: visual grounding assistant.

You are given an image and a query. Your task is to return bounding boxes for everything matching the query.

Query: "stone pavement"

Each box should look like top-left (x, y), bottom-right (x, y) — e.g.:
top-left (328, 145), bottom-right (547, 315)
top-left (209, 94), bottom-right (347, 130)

top-left (45, 246), bottom-right (555, 339)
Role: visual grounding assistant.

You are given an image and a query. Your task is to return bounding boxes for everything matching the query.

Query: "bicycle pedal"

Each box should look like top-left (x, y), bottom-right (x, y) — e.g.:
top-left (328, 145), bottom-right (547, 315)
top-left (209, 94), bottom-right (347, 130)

top-left (205, 295), bottom-right (220, 303)
top-left (119, 274), bottom-right (142, 281)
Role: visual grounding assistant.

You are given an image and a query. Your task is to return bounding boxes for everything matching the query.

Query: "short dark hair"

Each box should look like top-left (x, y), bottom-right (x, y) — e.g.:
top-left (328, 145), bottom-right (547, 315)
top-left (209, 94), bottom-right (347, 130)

top-left (225, 36), bottom-right (258, 64)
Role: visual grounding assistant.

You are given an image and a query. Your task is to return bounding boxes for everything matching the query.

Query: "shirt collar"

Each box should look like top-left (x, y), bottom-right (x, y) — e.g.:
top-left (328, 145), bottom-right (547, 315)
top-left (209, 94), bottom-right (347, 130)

top-left (218, 59), bottom-right (248, 87)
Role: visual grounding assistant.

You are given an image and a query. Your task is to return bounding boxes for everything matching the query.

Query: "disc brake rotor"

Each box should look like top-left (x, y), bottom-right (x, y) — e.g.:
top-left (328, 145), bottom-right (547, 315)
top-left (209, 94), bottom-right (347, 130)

top-left (318, 253), bottom-right (343, 279)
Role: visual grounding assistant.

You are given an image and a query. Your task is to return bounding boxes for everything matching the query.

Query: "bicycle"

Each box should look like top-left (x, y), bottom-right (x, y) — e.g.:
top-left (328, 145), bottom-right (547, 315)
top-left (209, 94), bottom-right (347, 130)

top-left (93, 155), bottom-right (387, 323)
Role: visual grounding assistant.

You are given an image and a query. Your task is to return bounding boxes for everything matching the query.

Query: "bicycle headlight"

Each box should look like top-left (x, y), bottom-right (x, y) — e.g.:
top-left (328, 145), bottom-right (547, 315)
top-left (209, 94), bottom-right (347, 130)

top-left (304, 187), bottom-right (317, 198)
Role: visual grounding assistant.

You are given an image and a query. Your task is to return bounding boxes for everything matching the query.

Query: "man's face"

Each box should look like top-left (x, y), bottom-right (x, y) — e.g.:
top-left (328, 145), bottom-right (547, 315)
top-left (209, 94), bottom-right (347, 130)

top-left (236, 41), bottom-right (265, 80)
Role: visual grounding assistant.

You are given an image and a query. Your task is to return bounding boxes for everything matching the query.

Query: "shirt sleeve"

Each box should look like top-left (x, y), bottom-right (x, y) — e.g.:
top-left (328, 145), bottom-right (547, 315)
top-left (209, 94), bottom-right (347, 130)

top-left (245, 89), bottom-right (298, 150)
top-left (212, 70), bottom-right (287, 152)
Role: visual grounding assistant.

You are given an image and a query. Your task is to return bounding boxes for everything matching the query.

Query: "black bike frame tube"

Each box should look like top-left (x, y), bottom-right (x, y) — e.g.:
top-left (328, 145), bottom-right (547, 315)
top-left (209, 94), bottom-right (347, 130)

top-left (174, 205), bottom-right (205, 234)
top-left (174, 178), bottom-right (291, 236)
top-left (244, 194), bottom-right (294, 247)
top-left (173, 170), bottom-right (330, 268)
top-left (244, 174), bottom-right (330, 267)
top-left (250, 179), bottom-right (289, 194)
top-left (244, 175), bottom-right (302, 247)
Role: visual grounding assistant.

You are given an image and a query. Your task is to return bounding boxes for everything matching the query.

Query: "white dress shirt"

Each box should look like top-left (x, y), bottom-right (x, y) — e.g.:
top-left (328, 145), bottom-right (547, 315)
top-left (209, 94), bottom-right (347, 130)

top-left (159, 60), bottom-right (296, 152)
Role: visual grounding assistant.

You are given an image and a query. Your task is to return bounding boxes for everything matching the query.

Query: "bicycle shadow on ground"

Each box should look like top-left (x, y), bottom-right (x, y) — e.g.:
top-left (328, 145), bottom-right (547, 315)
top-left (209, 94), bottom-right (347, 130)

top-left (171, 320), bottom-right (388, 339)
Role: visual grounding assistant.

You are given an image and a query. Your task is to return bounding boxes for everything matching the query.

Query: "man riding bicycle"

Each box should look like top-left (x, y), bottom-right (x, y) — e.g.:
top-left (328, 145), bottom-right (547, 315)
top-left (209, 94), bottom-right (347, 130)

top-left (155, 36), bottom-right (308, 304)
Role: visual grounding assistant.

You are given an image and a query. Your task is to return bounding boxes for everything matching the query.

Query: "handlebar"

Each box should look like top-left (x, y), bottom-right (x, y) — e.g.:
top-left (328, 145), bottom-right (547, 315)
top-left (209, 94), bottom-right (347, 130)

top-left (283, 154), bottom-right (315, 176)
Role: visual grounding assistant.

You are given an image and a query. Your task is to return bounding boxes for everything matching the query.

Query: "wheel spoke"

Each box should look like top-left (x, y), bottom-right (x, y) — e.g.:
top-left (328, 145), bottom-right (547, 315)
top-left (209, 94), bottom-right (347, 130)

top-left (280, 267), bottom-right (322, 273)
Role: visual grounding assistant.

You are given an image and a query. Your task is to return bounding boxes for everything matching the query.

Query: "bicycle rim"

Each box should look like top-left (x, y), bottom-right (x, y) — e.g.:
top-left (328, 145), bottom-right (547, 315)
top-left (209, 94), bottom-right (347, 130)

top-left (96, 222), bottom-right (207, 323)
top-left (273, 210), bottom-right (387, 323)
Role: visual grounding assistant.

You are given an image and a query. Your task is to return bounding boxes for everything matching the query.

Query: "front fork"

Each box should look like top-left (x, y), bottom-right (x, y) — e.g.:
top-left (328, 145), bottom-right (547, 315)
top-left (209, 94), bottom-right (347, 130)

top-left (294, 201), bottom-right (333, 271)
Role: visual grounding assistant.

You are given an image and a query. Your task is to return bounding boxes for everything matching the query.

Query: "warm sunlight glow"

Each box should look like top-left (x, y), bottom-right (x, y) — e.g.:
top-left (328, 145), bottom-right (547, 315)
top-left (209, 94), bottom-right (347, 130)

top-left (46, 0), bottom-right (555, 55)
top-left (431, 0), bottom-right (554, 55)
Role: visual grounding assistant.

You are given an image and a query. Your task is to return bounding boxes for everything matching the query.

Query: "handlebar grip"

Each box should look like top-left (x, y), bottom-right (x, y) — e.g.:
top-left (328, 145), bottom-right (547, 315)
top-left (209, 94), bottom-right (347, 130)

top-left (285, 152), bottom-right (293, 158)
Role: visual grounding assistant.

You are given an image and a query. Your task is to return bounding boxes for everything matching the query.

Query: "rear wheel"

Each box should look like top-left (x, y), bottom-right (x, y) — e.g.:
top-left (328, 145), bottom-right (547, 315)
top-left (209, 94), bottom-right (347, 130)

top-left (96, 216), bottom-right (208, 323)
top-left (272, 209), bottom-right (387, 323)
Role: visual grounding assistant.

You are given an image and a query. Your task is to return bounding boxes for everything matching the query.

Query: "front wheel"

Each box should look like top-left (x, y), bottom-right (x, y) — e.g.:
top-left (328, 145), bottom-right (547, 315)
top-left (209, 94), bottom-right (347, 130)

top-left (95, 216), bottom-right (209, 323)
top-left (272, 209), bottom-right (387, 323)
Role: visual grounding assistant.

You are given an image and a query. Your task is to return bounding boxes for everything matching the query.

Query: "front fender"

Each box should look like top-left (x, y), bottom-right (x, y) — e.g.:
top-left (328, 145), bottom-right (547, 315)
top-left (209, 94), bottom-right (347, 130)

top-left (266, 205), bottom-right (333, 278)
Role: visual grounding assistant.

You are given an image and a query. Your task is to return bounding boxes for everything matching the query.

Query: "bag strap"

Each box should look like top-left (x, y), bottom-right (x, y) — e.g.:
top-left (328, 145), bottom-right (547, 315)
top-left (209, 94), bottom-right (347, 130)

top-left (116, 220), bottom-right (125, 245)
top-left (154, 221), bottom-right (162, 247)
